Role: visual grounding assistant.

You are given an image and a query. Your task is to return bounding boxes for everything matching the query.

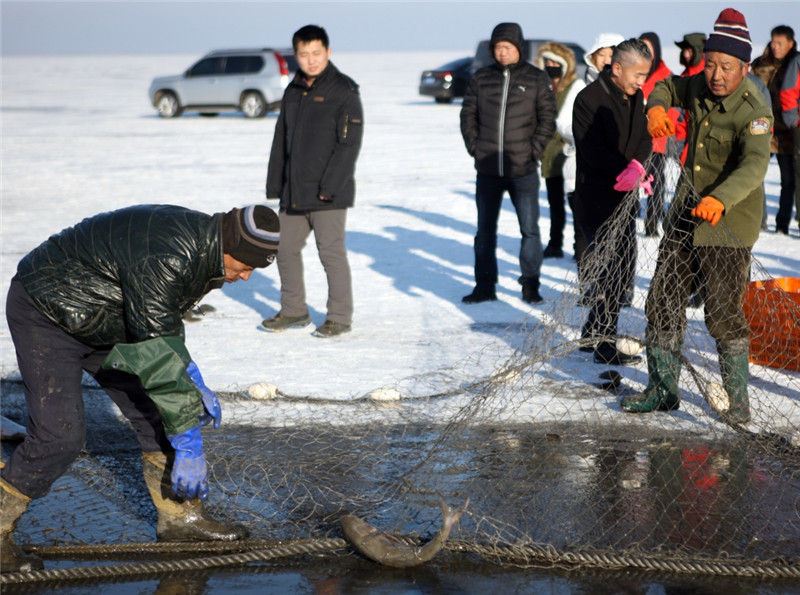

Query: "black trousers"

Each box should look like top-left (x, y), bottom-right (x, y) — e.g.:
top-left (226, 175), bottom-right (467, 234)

top-left (580, 206), bottom-right (638, 343)
top-left (2, 277), bottom-right (169, 499)
top-left (545, 175), bottom-right (566, 250)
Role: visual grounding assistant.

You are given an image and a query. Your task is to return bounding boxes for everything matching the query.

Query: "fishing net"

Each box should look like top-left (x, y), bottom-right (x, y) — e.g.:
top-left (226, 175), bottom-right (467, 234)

top-left (2, 147), bottom-right (799, 584)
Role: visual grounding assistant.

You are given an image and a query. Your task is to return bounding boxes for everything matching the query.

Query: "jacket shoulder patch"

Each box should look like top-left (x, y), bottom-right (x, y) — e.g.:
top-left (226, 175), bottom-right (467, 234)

top-left (749, 118), bottom-right (770, 135)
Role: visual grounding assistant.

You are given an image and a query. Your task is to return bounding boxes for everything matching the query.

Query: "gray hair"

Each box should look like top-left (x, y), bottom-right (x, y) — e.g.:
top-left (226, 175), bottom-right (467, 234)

top-left (612, 38), bottom-right (653, 66)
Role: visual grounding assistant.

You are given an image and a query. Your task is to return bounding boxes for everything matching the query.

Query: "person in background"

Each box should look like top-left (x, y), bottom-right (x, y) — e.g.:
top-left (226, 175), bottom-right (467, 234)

top-left (264, 24), bottom-right (364, 337)
top-left (572, 38), bottom-right (653, 365)
top-left (674, 33), bottom-right (708, 161)
top-left (639, 32), bottom-right (680, 238)
top-left (583, 32), bottom-right (626, 84)
top-left (1, 204), bottom-right (280, 573)
top-left (753, 25), bottom-right (798, 235)
top-left (676, 33), bottom-right (708, 77)
top-left (537, 41), bottom-right (580, 259)
top-left (781, 47), bottom-right (800, 237)
top-left (460, 22), bottom-right (556, 304)
top-left (624, 8), bottom-right (772, 424)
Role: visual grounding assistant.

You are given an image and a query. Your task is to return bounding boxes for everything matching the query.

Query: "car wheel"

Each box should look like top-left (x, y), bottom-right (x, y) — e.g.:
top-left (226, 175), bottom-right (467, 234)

top-left (241, 91), bottom-right (267, 118)
top-left (155, 92), bottom-right (182, 118)
top-left (435, 96), bottom-right (453, 104)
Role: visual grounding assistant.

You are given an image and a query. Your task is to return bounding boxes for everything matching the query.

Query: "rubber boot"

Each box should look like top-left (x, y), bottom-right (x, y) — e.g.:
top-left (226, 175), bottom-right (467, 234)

top-left (141, 452), bottom-right (248, 542)
top-left (1, 478), bottom-right (44, 573)
top-left (621, 345), bottom-right (681, 412)
top-left (719, 347), bottom-right (750, 424)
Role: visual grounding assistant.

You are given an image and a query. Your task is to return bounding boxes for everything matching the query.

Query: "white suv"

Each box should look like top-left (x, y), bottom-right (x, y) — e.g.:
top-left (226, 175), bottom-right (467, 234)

top-left (149, 49), bottom-right (291, 118)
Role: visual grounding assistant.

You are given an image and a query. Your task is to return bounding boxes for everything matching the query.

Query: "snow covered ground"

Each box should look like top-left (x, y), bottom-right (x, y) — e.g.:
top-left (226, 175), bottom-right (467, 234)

top-left (1, 50), bottom-right (798, 412)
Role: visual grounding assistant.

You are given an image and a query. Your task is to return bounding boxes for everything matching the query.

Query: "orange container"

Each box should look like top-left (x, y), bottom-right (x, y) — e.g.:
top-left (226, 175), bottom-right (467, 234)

top-left (742, 277), bottom-right (800, 371)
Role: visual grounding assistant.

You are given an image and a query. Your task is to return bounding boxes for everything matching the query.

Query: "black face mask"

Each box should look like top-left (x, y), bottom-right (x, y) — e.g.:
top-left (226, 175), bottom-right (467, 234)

top-left (545, 65), bottom-right (563, 80)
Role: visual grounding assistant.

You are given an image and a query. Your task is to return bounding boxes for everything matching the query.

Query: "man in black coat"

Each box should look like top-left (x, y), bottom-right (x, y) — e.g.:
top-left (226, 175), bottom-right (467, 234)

top-left (460, 22), bottom-right (557, 304)
top-left (2, 204), bottom-right (279, 573)
top-left (264, 25), bottom-right (364, 337)
top-left (573, 38), bottom-right (654, 364)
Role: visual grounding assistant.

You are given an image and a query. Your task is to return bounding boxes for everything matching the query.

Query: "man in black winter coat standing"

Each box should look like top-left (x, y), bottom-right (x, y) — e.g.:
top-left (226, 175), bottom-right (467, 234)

top-left (264, 25), bottom-right (363, 337)
top-left (460, 22), bottom-right (557, 304)
top-left (573, 38), bottom-right (653, 365)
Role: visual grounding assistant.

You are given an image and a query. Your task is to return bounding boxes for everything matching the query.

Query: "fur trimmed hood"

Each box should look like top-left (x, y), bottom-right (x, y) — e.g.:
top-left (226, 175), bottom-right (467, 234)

top-left (536, 41), bottom-right (577, 88)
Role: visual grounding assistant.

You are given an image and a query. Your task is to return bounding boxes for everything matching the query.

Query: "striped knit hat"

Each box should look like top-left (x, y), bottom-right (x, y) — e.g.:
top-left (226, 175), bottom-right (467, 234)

top-left (704, 8), bottom-right (752, 62)
top-left (221, 205), bottom-right (280, 268)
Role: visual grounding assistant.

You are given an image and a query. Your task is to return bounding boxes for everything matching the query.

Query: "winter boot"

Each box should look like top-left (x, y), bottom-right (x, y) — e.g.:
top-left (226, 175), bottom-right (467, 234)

top-left (718, 343), bottom-right (751, 424)
top-left (522, 278), bottom-right (543, 304)
top-left (621, 345), bottom-right (681, 412)
top-left (1, 478), bottom-right (43, 573)
top-left (142, 452), bottom-right (248, 542)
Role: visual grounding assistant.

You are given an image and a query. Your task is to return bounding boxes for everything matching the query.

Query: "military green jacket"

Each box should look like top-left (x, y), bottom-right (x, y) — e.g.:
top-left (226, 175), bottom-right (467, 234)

top-left (648, 73), bottom-right (772, 247)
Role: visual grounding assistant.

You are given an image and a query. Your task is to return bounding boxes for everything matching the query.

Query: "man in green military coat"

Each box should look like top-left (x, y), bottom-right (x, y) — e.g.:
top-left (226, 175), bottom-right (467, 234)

top-left (620, 8), bottom-right (772, 423)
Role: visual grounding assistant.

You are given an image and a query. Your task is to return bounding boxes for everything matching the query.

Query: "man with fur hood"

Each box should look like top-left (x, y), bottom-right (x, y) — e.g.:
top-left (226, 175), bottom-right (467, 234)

top-left (537, 41), bottom-right (581, 259)
top-left (460, 22), bottom-right (556, 304)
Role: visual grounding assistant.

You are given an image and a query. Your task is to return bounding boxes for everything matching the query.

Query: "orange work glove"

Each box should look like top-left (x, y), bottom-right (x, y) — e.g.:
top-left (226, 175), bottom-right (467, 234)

top-left (691, 196), bottom-right (725, 226)
top-left (647, 105), bottom-right (676, 138)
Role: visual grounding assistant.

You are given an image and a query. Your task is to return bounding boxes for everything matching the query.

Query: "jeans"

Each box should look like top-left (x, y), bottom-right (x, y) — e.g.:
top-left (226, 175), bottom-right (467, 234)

top-left (775, 152), bottom-right (797, 230)
top-left (473, 171), bottom-right (543, 289)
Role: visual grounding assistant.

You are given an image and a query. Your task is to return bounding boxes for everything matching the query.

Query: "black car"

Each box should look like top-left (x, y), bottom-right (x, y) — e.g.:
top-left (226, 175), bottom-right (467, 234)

top-left (418, 57), bottom-right (472, 103)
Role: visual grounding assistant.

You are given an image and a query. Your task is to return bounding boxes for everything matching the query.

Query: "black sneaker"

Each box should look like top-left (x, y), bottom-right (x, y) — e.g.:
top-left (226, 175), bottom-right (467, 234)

top-left (312, 320), bottom-right (351, 338)
top-left (543, 245), bottom-right (564, 258)
top-left (593, 342), bottom-right (642, 365)
top-left (261, 312), bottom-right (311, 332)
top-left (522, 285), bottom-right (543, 304)
top-left (462, 288), bottom-right (497, 303)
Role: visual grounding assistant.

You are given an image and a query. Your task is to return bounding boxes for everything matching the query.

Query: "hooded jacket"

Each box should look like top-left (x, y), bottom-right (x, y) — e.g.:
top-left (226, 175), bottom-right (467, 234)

top-left (536, 41), bottom-right (579, 178)
top-left (583, 32), bottom-right (625, 83)
top-left (460, 23), bottom-right (557, 179)
top-left (16, 204), bottom-right (226, 435)
top-left (267, 62), bottom-right (364, 212)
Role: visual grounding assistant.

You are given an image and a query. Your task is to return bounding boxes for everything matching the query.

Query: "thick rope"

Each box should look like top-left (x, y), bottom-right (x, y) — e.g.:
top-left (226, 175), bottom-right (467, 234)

top-left (1, 538), bottom-right (347, 585)
top-left (5, 536), bottom-right (799, 584)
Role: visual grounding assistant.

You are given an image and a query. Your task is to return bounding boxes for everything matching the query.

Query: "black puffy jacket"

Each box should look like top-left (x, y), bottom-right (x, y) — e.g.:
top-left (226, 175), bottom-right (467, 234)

top-left (460, 39), bottom-right (557, 178)
top-left (17, 204), bottom-right (225, 347)
top-left (267, 62), bottom-right (364, 212)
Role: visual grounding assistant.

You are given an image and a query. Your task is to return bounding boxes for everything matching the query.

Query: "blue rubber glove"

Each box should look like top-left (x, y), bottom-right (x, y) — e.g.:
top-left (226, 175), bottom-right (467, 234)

top-left (187, 360), bottom-right (221, 430)
top-left (168, 425), bottom-right (209, 501)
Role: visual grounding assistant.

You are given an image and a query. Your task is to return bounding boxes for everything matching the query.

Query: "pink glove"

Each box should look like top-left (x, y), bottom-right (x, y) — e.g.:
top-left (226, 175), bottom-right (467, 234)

top-left (614, 159), bottom-right (647, 192)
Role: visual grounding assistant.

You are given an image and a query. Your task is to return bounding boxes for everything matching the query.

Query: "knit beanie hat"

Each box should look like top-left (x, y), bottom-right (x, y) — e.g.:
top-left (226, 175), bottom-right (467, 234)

top-left (221, 205), bottom-right (280, 268)
top-left (704, 8), bottom-right (752, 62)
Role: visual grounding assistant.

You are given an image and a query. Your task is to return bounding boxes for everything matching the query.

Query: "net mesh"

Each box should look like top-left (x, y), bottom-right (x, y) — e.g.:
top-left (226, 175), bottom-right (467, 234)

top-left (2, 149), bottom-right (799, 577)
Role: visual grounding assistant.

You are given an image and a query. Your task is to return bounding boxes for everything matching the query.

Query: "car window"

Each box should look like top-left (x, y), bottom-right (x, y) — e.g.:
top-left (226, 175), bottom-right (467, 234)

top-left (225, 56), bottom-right (264, 75)
top-left (189, 57), bottom-right (224, 77)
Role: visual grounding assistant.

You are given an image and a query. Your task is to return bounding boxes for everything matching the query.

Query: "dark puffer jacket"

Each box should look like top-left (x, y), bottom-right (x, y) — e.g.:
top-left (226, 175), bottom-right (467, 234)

top-left (267, 62), bottom-right (364, 212)
top-left (16, 204), bottom-right (226, 435)
top-left (460, 23), bottom-right (557, 178)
